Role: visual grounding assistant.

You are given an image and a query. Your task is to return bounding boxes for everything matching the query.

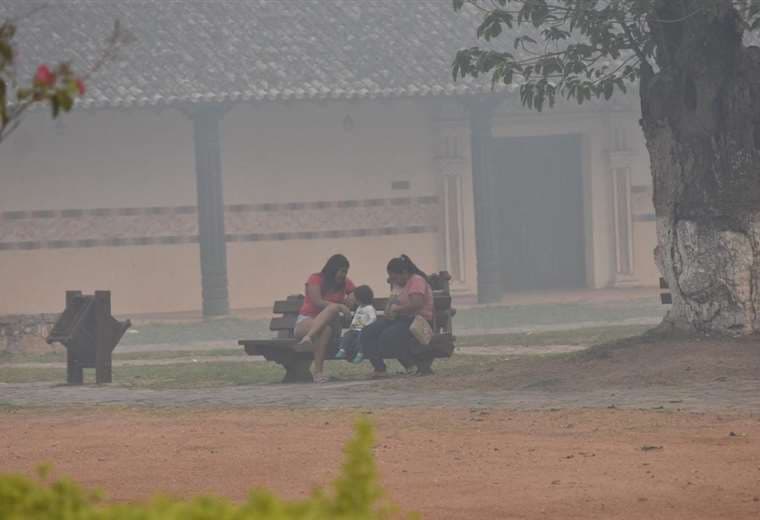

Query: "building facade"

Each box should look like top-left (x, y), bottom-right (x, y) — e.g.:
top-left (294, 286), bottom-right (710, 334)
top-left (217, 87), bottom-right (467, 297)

top-left (0, 1), bottom-right (658, 316)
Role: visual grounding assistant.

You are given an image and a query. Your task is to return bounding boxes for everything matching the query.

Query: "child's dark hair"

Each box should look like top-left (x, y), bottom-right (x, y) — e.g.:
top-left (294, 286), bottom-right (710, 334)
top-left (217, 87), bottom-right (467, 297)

top-left (386, 254), bottom-right (428, 281)
top-left (320, 254), bottom-right (349, 292)
top-left (353, 285), bottom-right (374, 306)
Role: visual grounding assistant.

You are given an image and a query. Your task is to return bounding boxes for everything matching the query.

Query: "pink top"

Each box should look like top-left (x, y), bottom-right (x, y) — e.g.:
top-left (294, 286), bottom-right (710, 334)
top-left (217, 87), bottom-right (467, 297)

top-left (395, 274), bottom-right (434, 321)
top-left (299, 273), bottom-right (355, 318)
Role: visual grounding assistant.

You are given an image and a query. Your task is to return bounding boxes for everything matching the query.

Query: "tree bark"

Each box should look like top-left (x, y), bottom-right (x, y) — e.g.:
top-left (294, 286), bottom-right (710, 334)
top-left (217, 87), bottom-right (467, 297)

top-left (640, 2), bottom-right (760, 334)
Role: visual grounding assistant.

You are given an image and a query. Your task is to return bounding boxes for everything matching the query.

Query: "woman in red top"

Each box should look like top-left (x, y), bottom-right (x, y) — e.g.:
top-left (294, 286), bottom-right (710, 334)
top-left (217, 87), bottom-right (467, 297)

top-left (295, 254), bottom-right (355, 383)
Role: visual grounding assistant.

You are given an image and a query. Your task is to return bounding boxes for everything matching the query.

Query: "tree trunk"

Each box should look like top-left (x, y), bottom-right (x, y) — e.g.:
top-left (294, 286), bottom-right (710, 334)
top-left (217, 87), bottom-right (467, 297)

top-left (640, 2), bottom-right (760, 335)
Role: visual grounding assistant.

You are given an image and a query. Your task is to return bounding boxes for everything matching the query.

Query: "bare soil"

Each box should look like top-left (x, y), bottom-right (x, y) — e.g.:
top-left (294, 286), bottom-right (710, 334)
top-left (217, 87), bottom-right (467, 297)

top-left (394, 335), bottom-right (760, 394)
top-left (1, 335), bottom-right (760, 519)
top-left (1, 408), bottom-right (759, 519)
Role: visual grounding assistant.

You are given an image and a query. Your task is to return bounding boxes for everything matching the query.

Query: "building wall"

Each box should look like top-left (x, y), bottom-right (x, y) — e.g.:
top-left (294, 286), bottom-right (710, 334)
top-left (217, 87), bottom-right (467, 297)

top-left (610, 113), bottom-right (659, 286)
top-left (1, 108), bottom-right (200, 315)
top-left (1, 108), bottom-right (197, 210)
top-left (222, 101), bottom-right (440, 203)
top-left (0, 245), bottom-right (201, 315)
top-left (0, 100), bottom-right (444, 315)
top-left (0, 97), bottom-right (658, 317)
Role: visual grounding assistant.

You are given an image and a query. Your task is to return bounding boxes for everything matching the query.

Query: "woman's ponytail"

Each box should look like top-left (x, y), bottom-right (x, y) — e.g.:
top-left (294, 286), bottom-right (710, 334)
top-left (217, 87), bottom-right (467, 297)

top-left (396, 254), bottom-right (428, 281)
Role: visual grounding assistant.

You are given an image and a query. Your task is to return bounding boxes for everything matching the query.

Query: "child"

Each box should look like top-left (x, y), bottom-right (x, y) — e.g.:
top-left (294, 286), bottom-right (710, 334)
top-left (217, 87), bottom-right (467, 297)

top-left (335, 285), bottom-right (376, 363)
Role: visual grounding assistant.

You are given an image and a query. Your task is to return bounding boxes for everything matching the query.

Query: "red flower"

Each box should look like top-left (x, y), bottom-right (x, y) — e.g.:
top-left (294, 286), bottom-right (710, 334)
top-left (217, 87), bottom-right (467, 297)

top-left (75, 78), bottom-right (86, 96)
top-left (34, 65), bottom-right (55, 87)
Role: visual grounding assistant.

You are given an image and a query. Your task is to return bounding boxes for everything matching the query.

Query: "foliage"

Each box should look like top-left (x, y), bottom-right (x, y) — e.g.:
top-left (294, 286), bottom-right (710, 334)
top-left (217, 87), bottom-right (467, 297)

top-left (452, 0), bottom-right (760, 110)
top-left (0, 7), bottom-right (132, 145)
top-left (0, 420), bottom-right (407, 519)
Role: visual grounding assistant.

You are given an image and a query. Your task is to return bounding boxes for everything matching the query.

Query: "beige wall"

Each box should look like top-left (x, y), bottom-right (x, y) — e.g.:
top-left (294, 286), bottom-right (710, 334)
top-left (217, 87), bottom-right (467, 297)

top-left (228, 234), bottom-right (440, 311)
top-left (0, 97), bottom-right (658, 316)
top-left (0, 234), bottom-right (440, 316)
top-left (222, 100), bottom-right (439, 203)
top-left (0, 245), bottom-right (200, 315)
top-left (611, 113), bottom-right (659, 286)
top-left (1, 108), bottom-right (196, 210)
top-left (633, 223), bottom-right (658, 285)
top-left (1, 100), bottom-right (444, 315)
top-left (222, 99), bottom-right (445, 308)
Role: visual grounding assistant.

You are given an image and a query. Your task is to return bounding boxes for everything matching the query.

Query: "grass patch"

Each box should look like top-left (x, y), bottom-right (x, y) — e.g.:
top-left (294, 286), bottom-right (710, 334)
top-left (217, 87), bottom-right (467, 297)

top-left (457, 324), bottom-right (651, 348)
top-left (114, 300), bottom-right (664, 347)
top-left (121, 317), bottom-right (270, 346)
top-left (0, 350), bottom-right (65, 364)
top-left (0, 348), bottom-right (244, 364)
top-left (0, 324), bottom-right (651, 366)
top-left (0, 355), bottom-right (520, 389)
top-left (453, 298), bottom-right (664, 330)
top-left (0, 359), bottom-right (369, 388)
top-left (0, 401), bottom-right (23, 412)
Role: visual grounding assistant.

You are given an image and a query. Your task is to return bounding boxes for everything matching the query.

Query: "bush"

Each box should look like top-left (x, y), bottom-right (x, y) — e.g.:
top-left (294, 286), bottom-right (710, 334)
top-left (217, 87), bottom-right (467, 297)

top-left (0, 419), bottom-right (413, 519)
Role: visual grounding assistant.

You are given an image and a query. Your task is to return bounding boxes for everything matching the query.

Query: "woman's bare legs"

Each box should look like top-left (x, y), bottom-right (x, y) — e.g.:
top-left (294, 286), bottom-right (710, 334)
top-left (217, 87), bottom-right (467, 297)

top-left (297, 304), bottom-right (344, 344)
top-left (311, 324), bottom-right (334, 376)
top-left (294, 317), bottom-right (314, 341)
top-left (295, 304), bottom-right (344, 381)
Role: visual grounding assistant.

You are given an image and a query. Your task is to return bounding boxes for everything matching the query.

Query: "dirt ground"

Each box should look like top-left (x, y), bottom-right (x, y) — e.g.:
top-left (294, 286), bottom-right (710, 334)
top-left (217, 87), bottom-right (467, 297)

top-left (2, 335), bottom-right (760, 519)
top-left (1, 408), bottom-right (759, 519)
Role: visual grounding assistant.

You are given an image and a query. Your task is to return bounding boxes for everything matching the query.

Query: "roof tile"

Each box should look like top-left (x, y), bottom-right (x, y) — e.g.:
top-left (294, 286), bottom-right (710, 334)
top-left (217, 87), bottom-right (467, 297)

top-left (1, 0), bottom-right (493, 108)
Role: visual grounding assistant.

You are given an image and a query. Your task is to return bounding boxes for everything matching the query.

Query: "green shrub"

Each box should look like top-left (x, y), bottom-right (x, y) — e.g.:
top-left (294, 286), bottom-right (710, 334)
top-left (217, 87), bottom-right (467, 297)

top-left (0, 420), bottom-right (413, 519)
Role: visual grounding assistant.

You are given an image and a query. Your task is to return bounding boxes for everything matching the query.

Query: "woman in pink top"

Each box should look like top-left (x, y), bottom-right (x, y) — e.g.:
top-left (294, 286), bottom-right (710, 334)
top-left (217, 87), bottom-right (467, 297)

top-left (361, 254), bottom-right (433, 378)
top-left (295, 254), bottom-right (355, 383)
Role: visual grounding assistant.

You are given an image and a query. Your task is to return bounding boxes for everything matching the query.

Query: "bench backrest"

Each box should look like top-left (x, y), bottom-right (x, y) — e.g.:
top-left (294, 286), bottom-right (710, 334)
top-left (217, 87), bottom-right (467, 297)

top-left (269, 271), bottom-right (454, 338)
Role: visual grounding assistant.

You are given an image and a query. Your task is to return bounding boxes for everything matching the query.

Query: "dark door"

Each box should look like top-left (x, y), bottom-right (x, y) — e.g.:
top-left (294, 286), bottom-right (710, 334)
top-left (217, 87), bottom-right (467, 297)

top-left (491, 134), bottom-right (585, 291)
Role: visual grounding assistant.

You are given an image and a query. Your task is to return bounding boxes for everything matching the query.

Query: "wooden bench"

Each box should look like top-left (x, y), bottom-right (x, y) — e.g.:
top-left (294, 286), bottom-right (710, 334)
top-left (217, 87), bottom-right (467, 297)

top-left (239, 271), bottom-right (456, 382)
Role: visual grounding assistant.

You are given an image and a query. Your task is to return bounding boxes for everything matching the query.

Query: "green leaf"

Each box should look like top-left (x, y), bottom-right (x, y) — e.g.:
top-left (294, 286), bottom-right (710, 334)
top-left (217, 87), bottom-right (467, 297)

top-left (56, 91), bottom-right (74, 112)
top-left (0, 22), bottom-right (16, 41)
top-left (65, 79), bottom-right (80, 97)
top-left (0, 40), bottom-right (12, 66)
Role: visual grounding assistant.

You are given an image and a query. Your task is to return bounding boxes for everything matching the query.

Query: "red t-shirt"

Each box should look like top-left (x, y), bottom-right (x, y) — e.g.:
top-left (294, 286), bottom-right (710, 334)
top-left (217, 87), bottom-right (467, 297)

top-left (298, 273), bottom-right (355, 318)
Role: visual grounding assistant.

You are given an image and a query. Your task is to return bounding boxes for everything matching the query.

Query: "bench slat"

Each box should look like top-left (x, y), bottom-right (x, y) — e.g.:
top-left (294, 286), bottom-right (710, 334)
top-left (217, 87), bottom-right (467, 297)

top-left (270, 316), bottom-right (297, 331)
top-left (273, 300), bottom-right (303, 314)
top-left (434, 295), bottom-right (452, 310)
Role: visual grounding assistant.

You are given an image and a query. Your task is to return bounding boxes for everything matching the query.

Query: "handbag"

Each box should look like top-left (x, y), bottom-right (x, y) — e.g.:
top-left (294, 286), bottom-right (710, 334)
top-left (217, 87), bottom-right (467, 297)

top-left (409, 314), bottom-right (433, 345)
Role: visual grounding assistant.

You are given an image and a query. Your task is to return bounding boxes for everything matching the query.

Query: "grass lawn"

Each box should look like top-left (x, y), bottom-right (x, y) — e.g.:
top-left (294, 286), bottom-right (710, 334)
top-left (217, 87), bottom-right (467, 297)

top-left (116, 299), bottom-right (665, 347)
top-left (0, 354), bottom-right (515, 389)
top-left (0, 324), bottom-right (651, 365)
top-left (0, 323), bottom-right (656, 388)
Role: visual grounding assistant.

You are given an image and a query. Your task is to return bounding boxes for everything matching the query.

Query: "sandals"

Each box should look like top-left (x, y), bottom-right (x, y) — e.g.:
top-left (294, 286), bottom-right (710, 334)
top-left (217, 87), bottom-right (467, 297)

top-left (313, 372), bottom-right (330, 384)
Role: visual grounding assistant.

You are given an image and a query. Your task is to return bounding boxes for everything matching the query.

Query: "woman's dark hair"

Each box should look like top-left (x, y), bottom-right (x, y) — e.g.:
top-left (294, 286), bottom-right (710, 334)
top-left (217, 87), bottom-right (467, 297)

top-left (353, 285), bottom-right (374, 306)
top-left (386, 254), bottom-right (428, 281)
top-left (321, 254), bottom-right (350, 292)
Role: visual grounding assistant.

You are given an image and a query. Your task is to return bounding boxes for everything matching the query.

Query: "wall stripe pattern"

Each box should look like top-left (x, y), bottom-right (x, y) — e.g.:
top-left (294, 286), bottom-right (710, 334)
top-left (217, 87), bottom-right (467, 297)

top-left (0, 196), bottom-right (439, 251)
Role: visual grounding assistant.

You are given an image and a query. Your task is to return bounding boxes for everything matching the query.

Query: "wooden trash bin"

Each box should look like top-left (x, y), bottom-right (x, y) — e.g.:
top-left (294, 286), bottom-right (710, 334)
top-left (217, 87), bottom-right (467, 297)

top-left (47, 291), bottom-right (131, 385)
